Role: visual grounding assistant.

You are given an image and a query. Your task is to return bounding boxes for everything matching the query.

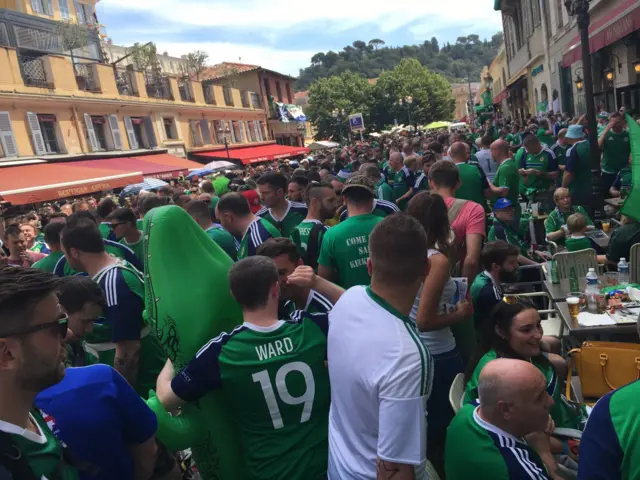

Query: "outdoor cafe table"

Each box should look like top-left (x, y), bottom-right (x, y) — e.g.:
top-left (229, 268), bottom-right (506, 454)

top-left (542, 271), bottom-right (618, 303)
top-left (556, 301), bottom-right (638, 337)
top-left (585, 229), bottom-right (610, 249)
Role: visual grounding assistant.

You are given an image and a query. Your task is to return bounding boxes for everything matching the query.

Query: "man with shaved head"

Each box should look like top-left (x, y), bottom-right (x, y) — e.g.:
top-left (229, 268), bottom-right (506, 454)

top-left (389, 151), bottom-right (414, 211)
top-left (550, 129), bottom-right (569, 187)
top-left (446, 358), bottom-right (556, 479)
top-left (491, 139), bottom-right (521, 227)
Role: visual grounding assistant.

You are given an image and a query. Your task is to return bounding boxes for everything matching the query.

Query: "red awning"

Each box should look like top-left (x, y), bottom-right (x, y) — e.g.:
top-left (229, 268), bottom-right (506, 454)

top-left (0, 164), bottom-right (143, 205)
top-left (562, 0), bottom-right (640, 67)
top-left (493, 89), bottom-right (509, 104)
top-left (69, 153), bottom-right (203, 180)
top-left (196, 144), bottom-right (310, 165)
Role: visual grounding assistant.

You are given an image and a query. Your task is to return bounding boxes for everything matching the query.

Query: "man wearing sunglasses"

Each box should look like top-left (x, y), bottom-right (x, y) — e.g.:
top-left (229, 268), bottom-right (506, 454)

top-left (0, 266), bottom-right (78, 479)
top-left (34, 275), bottom-right (162, 480)
top-left (60, 218), bottom-right (164, 399)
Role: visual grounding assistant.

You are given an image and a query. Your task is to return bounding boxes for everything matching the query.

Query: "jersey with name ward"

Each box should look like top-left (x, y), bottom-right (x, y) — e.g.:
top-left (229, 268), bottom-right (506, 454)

top-left (171, 311), bottom-right (330, 480)
top-left (258, 201), bottom-right (308, 237)
top-left (327, 286), bottom-right (432, 480)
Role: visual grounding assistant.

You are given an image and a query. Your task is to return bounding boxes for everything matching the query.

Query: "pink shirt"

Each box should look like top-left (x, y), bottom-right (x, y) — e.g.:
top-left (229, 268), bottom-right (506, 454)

top-left (444, 196), bottom-right (486, 262)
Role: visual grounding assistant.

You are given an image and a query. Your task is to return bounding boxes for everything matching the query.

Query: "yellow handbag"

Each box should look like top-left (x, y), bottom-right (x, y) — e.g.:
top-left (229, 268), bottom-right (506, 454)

top-left (567, 341), bottom-right (640, 400)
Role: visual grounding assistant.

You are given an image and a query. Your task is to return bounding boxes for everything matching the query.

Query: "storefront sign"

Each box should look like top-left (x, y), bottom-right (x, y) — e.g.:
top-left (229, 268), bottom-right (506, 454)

top-left (531, 65), bottom-right (544, 77)
top-left (37, 114), bottom-right (56, 123)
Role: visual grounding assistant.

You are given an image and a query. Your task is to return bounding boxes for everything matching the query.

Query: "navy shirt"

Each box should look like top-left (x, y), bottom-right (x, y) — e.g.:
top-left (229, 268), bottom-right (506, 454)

top-left (36, 365), bottom-right (157, 480)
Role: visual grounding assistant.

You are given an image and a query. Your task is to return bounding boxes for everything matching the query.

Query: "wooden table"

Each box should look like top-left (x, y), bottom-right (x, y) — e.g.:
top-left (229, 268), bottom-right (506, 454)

top-left (556, 301), bottom-right (638, 337)
top-left (604, 197), bottom-right (624, 207)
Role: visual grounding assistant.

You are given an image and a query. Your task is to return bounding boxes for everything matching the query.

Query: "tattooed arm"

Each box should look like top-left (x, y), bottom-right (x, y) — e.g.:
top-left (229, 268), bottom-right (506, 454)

top-left (115, 340), bottom-right (140, 387)
top-left (376, 458), bottom-right (415, 480)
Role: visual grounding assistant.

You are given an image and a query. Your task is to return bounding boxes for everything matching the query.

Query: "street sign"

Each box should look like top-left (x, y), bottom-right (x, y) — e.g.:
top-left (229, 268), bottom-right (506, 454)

top-left (348, 113), bottom-right (365, 132)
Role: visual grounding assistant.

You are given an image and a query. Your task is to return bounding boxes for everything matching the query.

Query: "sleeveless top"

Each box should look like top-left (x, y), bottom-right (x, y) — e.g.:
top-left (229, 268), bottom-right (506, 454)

top-left (410, 249), bottom-right (457, 355)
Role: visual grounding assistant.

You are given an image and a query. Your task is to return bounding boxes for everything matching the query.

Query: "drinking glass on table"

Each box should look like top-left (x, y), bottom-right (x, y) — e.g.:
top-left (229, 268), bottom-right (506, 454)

top-left (601, 221), bottom-right (610, 233)
top-left (603, 272), bottom-right (618, 288)
top-left (567, 297), bottom-right (581, 319)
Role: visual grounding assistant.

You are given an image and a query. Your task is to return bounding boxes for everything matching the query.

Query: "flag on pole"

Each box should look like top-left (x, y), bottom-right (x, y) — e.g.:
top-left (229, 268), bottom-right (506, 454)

top-left (621, 114), bottom-right (640, 221)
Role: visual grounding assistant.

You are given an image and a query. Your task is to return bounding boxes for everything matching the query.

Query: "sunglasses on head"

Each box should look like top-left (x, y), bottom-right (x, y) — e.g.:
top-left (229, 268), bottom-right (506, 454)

top-left (0, 313), bottom-right (68, 339)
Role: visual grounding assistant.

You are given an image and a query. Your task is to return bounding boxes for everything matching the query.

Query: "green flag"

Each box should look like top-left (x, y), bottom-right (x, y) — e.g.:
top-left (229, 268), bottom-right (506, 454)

top-left (621, 114), bottom-right (640, 221)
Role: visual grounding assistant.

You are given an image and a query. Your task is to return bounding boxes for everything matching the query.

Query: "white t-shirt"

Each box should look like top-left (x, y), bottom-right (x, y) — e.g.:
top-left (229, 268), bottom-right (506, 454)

top-left (410, 249), bottom-right (457, 355)
top-left (474, 148), bottom-right (498, 181)
top-left (327, 286), bottom-right (432, 480)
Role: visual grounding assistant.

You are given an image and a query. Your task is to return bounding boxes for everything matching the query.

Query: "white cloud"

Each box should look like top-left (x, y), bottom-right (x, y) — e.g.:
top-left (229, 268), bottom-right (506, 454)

top-left (99, 0), bottom-right (502, 33)
top-left (152, 41), bottom-right (316, 77)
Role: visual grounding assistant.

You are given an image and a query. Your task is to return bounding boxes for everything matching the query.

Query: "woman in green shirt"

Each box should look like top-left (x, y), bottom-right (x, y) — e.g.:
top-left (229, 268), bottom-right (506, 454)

top-left (544, 187), bottom-right (594, 246)
top-left (464, 301), bottom-right (586, 431)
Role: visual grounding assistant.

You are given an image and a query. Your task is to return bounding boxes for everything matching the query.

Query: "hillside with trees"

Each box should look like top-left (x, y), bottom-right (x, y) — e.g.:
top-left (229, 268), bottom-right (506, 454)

top-left (296, 32), bottom-right (503, 91)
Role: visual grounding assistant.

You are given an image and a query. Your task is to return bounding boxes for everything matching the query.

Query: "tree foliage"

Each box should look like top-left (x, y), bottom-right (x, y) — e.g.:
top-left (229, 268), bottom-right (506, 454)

top-left (308, 60), bottom-right (455, 140)
top-left (129, 42), bottom-right (160, 72)
top-left (55, 20), bottom-right (92, 64)
top-left (296, 33), bottom-right (502, 91)
top-left (184, 50), bottom-right (209, 81)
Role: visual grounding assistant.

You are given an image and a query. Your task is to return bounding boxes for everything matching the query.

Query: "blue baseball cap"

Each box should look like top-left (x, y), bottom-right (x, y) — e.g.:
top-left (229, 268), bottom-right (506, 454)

top-left (494, 198), bottom-right (514, 211)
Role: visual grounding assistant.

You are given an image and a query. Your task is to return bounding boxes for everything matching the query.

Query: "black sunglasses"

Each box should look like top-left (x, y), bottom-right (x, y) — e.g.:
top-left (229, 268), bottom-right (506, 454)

top-left (0, 314), bottom-right (68, 338)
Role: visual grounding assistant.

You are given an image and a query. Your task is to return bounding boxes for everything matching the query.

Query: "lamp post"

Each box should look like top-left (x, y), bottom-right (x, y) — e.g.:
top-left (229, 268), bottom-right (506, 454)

top-left (603, 54), bottom-right (622, 111)
top-left (397, 96), bottom-right (413, 132)
top-left (217, 125), bottom-right (231, 158)
top-left (565, 0), bottom-right (601, 218)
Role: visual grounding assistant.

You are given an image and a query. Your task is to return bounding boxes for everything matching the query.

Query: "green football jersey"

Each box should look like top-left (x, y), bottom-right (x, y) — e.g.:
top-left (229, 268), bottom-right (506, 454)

top-left (318, 213), bottom-right (383, 289)
top-left (446, 404), bottom-right (548, 480)
top-left (536, 127), bottom-right (554, 148)
top-left (601, 130), bottom-right (631, 174)
top-left (375, 179), bottom-right (394, 201)
top-left (32, 251), bottom-right (64, 273)
top-left (136, 219), bottom-right (143, 231)
top-left (520, 149), bottom-right (556, 195)
top-left (98, 222), bottom-right (112, 239)
top-left (283, 289), bottom-right (334, 319)
top-left (0, 410), bottom-right (79, 479)
top-left (258, 201), bottom-right (308, 237)
top-left (491, 158), bottom-right (520, 212)
top-left (565, 140), bottom-right (592, 200)
top-left (413, 172), bottom-right (429, 194)
top-left (392, 167), bottom-right (415, 211)
top-left (455, 162), bottom-right (488, 211)
top-left (290, 220), bottom-right (327, 259)
top-left (238, 218), bottom-right (282, 260)
top-left (86, 262), bottom-right (165, 398)
top-left (464, 349), bottom-right (585, 429)
top-left (120, 234), bottom-right (145, 266)
top-left (205, 224), bottom-right (238, 260)
top-left (544, 206), bottom-right (593, 247)
top-left (172, 313), bottom-right (330, 480)
top-left (565, 236), bottom-right (592, 252)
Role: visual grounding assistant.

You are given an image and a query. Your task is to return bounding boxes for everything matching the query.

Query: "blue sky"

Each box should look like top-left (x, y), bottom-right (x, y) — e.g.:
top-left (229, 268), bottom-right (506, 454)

top-left (97, 0), bottom-right (503, 76)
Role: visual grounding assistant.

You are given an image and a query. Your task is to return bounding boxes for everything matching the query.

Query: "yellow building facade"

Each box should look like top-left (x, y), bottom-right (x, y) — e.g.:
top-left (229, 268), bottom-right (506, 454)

top-left (0, 0), bottom-right (271, 165)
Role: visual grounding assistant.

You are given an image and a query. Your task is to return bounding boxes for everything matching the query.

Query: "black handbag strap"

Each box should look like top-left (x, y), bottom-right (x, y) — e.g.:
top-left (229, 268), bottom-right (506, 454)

top-left (0, 431), bottom-right (39, 480)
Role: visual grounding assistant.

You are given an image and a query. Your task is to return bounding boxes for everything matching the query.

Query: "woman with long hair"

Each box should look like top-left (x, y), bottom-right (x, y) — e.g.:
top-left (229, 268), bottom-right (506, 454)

top-left (464, 300), bottom-right (585, 431)
top-left (407, 191), bottom-right (472, 471)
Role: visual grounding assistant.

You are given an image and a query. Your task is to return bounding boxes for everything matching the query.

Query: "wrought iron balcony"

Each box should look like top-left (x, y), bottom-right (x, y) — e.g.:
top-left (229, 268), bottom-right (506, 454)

top-left (178, 78), bottom-right (194, 102)
top-left (18, 55), bottom-right (49, 88)
top-left (115, 70), bottom-right (136, 96)
top-left (74, 63), bottom-right (98, 92)
top-left (145, 73), bottom-right (173, 100)
top-left (223, 87), bottom-right (234, 107)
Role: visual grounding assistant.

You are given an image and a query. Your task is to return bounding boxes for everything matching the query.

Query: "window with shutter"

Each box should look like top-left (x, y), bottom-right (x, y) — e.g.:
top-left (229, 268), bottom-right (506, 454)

top-left (74, 1), bottom-right (86, 23)
top-left (59, 0), bottom-right (71, 18)
top-left (108, 115), bottom-right (123, 150)
top-left (200, 120), bottom-right (212, 145)
top-left (31, 0), bottom-right (44, 14)
top-left (46, 0), bottom-right (54, 15)
top-left (0, 112), bottom-right (18, 158)
top-left (124, 117), bottom-right (139, 150)
top-left (83, 113), bottom-right (99, 151)
top-left (26, 112), bottom-right (46, 155)
top-left (144, 117), bottom-right (157, 148)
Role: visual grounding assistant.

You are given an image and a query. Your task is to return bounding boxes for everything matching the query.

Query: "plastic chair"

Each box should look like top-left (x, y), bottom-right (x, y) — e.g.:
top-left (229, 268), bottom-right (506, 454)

top-left (630, 243), bottom-right (640, 284)
top-left (425, 460), bottom-right (442, 480)
top-left (553, 248), bottom-right (598, 281)
top-left (449, 373), bottom-right (465, 414)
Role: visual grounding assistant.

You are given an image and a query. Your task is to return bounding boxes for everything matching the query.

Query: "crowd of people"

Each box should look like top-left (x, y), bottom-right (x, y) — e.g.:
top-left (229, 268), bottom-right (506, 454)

top-left (0, 106), bottom-right (638, 480)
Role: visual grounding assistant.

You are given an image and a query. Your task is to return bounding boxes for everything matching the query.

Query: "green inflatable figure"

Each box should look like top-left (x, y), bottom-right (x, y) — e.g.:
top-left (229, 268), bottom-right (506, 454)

top-left (143, 205), bottom-right (245, 479)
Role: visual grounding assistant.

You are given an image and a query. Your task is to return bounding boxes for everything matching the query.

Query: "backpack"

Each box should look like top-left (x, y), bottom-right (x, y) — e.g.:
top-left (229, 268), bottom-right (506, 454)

top-left (0, 430), bottom-right (46, 480)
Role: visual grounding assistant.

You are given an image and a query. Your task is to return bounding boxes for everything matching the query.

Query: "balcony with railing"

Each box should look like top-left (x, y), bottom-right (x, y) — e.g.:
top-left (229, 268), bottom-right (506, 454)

top-left (74, 63), bottom-right (98, 92)
top-left (18, 55), bottom-right (49, 88)
top-left (178, 78), bottom-right (194, 102)
top-left (115, 70), bottom-right (136, 96)
top-left (144, 73), bottom-right (173, 100)
top-left (223, 87), bottom-right (234, 107)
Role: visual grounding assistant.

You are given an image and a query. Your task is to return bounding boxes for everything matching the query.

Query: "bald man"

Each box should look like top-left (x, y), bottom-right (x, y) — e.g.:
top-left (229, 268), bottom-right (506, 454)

top-left (491, 139), bottom-right (521, 227)
top-left (446, 359), bottom-right (555, 479)
top-left (389, 151), bottom-right (414, 211)
top-left (451, 142), bottom-right (490, 212)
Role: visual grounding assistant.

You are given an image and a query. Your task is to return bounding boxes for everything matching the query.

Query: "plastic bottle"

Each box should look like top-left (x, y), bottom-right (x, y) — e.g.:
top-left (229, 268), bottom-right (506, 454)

top-left (585, 268), bottom-right (599, 312)
top-left (618, 258), bottom-right (629, 287)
